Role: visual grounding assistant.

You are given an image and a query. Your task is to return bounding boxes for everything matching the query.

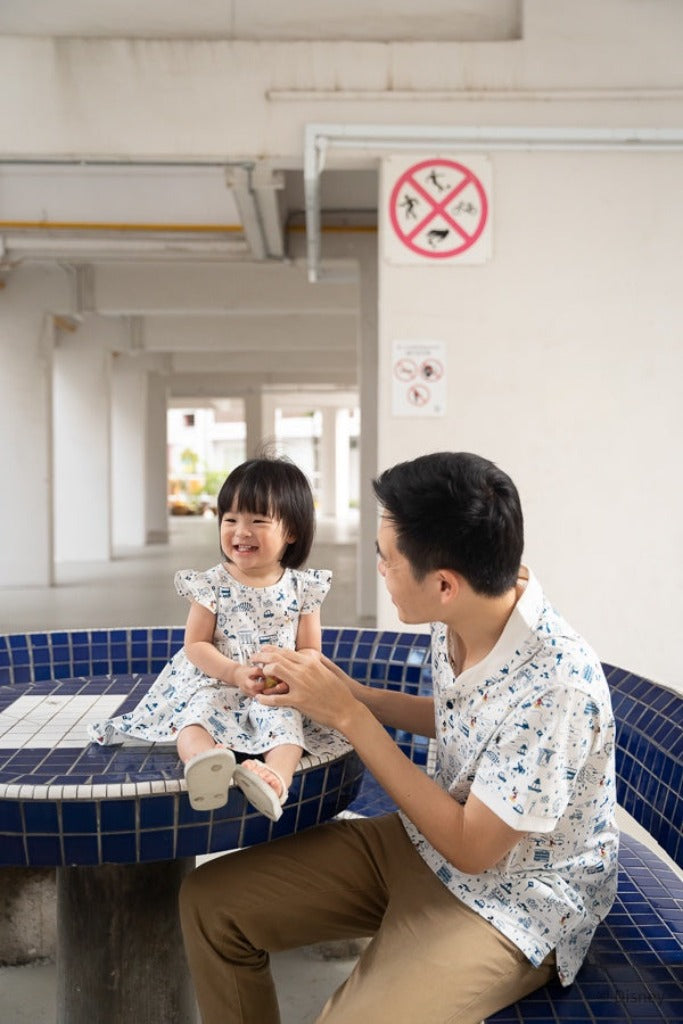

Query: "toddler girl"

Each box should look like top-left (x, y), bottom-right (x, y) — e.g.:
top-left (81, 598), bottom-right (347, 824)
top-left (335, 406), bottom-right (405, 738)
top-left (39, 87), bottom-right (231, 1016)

top-left (88, 456), bottom-right (346, 821)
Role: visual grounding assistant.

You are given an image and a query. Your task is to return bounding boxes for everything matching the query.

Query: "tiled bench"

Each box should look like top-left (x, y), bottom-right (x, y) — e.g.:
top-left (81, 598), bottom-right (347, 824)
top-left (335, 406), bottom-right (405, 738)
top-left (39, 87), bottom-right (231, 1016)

top-left (333, 631), bottom-right (682, 1024)
top-left (0, 626), bottom-right (364, 1024)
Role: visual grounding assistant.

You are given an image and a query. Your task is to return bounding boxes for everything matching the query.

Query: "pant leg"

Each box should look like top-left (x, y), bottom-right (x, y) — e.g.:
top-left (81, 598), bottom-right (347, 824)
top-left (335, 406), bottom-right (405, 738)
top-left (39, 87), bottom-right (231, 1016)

top-left (179, 815), bottom-right (399, 1024)
top-left (317, 820), bottom-right (557, 1024)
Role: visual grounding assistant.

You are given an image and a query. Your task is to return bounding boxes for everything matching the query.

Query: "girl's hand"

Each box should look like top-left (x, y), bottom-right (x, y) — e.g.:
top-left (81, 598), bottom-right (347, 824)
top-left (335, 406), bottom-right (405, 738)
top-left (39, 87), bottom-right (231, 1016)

top-left (233, 662), bottom-right (269, 696)
top-left (255, 646), bottom-right (359, 733)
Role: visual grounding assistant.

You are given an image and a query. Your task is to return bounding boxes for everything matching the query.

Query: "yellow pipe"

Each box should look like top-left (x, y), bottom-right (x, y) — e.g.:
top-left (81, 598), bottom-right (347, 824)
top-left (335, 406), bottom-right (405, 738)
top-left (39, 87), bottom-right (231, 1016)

top-left (0, 220), bottom-right (377, 234)
top-left (0, 220), bottom-right (243, 233)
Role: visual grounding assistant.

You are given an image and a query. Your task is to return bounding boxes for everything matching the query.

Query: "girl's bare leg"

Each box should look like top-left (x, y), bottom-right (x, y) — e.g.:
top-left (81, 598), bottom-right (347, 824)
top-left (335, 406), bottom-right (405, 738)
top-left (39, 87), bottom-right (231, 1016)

top-left (177, 723), bottom-right (223, 764)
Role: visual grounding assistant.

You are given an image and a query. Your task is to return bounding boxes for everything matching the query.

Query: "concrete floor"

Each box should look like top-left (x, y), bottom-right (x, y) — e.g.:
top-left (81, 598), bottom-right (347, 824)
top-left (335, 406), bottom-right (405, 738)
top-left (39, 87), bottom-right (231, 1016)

top-left (0, 513), bottom-right (368, 1024)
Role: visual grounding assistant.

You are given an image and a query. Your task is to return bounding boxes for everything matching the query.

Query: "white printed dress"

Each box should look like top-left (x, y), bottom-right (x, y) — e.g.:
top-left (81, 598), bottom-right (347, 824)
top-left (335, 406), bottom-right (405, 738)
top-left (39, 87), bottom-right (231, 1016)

top-left (88, 564), bottom-right (350, 759)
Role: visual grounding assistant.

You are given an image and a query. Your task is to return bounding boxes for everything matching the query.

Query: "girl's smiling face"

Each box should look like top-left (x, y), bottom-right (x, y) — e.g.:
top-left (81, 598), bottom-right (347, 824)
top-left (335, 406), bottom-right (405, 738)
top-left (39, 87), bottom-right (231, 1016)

top-left (220, 504), bottom-right (295, 581)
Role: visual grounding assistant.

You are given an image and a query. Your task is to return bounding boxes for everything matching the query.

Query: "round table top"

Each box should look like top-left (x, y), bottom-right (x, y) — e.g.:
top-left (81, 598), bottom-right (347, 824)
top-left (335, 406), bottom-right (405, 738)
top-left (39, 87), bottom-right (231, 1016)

top-left (0, 624), bottom-right (431, 868)
top-left (0, 673), bottom-right (363, 867)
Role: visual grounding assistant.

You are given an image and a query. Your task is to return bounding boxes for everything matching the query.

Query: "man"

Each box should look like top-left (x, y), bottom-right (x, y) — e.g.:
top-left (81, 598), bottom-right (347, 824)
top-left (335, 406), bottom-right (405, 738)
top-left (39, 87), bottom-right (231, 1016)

top-left (180, 451), bottom-right (618, 1024)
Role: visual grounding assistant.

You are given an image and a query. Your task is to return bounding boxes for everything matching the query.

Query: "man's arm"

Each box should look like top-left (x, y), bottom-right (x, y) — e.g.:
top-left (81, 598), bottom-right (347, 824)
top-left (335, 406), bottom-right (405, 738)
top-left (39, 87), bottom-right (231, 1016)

top-left (321, 654), bottom-right (437, 738)
top-left (258, 648), bottom-right (524, 874)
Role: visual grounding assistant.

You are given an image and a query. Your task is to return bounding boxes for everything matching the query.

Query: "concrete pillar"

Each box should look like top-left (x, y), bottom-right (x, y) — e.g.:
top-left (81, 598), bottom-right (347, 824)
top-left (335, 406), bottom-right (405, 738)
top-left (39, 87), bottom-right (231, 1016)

top-left (0, 867), bottom-right (57, 964)
top-left (53, 316), bottom-right (112, 562)
top-left (288, 230), bottom-right (378, 622)
top-left (0, 313), bottom-right (54, 586)
top-left (0, 269), bottom-right (62, 587)
top-left (146, 370), bottom-right (169, 544)
top-left (244, 390), bottom-right (276, 457)
top-left (56, 860), bottom-right (196, 1024)
top-left (356, 240), bottom-right (379, 622)
top-left (320, 407), bottom-right (352, 519)
top-left (111, 354), bottom-right (147, 548)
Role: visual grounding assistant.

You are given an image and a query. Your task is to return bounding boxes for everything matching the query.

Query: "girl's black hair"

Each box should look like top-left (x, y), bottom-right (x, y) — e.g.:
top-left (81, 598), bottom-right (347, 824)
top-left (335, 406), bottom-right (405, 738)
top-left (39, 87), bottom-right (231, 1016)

top-left (373, 451), bottom-right (524, 596)
top-left (217, 456), bottom-right (315, 569)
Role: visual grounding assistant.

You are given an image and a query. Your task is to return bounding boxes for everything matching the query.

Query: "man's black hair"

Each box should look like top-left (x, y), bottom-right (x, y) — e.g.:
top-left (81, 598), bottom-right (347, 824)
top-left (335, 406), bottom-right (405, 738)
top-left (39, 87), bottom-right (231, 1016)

top-left (372, 452), bottom-right (523, 596)
top-left (217, 456), bottom-right (315, 569)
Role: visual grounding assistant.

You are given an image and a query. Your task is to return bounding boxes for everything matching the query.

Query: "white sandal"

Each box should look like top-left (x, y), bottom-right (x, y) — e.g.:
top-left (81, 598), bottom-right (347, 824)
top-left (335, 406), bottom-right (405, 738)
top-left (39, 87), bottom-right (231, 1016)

top-left (184, 748), bottom-right (236, 811)
top-left (233, 762), bottom-right (289, 822)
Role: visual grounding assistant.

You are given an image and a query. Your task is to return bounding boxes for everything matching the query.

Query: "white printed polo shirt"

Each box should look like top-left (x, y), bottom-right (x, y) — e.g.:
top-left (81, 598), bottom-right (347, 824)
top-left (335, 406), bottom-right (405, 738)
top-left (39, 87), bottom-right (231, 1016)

top-left (400, 569), bottom-right (619, 986)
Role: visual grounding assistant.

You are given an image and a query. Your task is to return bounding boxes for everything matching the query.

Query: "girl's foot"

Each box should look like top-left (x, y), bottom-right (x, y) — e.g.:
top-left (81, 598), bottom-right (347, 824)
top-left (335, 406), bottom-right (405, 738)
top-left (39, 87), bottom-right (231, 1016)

top-left (233, 760), bottom-right (289, 821)
top-left (184, 747), bottom-right (236, 811)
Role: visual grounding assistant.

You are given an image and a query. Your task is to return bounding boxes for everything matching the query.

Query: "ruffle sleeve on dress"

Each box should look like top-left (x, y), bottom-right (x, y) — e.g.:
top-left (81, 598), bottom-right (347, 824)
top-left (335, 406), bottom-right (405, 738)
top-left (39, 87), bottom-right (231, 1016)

top-left (174, 568), bottom-right (219, 614)
top-left (299, 568), bottom-right (333, 614)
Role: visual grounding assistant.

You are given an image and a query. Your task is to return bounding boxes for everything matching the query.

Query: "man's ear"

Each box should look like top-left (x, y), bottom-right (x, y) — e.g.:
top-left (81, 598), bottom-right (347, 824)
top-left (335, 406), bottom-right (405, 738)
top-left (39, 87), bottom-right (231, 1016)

top-left (436, 569), bottom-right (460, 605)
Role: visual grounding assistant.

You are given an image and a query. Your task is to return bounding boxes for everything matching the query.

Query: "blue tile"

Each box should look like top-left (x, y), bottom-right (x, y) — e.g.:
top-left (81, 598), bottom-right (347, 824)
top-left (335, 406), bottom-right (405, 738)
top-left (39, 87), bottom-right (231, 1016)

top-left (208, 818), bottom-right (243, 854)
top-left (0, 800), bottom-right (22, 832)
top-left (139, 829), bottom-right (174, 861)
top-left (101, 799), bottom-right (136, 832)
top-left (63, 835), bottom-right (100, 865)
top-left (26, 836), bottom-right (62, 866)
top-left (139, 795), bottom-right (175, 829)
top-left (0, 834), bottom-right (27, 865)
top-left (62, 801), bottom-right (97, 834)
top-left (240, 815), bottom-right (271, 848)
top-left (301, 767), bottom-right (326, 799)
top-left (175, 825), bottom-right (210, 858)
top-left (101, 831), bottom-right (137, 863)
top-left (24, 802), bottom-right (59, 833)
top-left (296, 799), bottom-right (323, 829)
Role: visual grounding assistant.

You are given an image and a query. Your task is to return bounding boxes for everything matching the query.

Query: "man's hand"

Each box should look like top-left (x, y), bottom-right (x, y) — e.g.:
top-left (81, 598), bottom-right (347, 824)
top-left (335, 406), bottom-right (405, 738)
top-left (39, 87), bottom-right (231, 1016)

top-left (255, 646), bottom-right (359, 733)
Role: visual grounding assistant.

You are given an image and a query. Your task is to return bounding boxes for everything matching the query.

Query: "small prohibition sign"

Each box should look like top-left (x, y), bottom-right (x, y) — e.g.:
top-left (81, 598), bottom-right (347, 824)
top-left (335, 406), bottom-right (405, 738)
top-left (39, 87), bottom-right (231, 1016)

top-left (389, 159), bottom-right (489, 260)
top-left (407, 384), bottom-right (430, 407)
top-left (394, 358), bottom-right (417, 382)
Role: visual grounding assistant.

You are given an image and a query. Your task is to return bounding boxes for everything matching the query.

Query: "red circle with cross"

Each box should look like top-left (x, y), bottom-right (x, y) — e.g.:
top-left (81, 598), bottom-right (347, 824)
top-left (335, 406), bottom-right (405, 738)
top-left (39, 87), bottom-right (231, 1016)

top-left (389, 159), bottom-right (488, 259)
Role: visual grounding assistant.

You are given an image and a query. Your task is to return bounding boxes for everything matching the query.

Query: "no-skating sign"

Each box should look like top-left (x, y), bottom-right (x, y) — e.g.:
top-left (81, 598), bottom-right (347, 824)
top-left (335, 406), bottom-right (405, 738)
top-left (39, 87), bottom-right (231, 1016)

top-left (385, 156), bottom-right (491, 264)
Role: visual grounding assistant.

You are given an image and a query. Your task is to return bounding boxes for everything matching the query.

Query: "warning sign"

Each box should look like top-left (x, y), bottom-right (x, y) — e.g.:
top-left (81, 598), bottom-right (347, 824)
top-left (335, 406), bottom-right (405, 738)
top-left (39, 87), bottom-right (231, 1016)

top-left (385, 156), bottom-right (491, 265)
top-left (392, 340), bottom-right (446, 417)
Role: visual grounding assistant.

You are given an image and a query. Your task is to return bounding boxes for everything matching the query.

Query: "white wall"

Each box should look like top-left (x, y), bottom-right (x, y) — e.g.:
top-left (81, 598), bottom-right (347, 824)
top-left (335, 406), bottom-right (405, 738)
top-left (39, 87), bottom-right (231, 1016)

top-left (378, 149), bottom-right (683, 690)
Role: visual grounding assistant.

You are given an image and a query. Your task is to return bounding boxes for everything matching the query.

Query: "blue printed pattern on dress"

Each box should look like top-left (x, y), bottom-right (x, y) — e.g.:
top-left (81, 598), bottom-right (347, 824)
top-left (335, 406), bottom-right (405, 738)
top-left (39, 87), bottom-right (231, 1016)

top-left (88, 565), bottom-right (350, 759)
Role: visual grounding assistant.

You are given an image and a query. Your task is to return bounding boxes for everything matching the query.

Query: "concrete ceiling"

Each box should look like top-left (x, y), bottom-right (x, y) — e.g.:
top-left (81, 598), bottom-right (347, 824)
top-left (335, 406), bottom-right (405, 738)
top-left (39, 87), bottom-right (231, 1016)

top-left (1, 1), bottom-right (435, 402)
top-left (0, 1), bottom-right (521, 43)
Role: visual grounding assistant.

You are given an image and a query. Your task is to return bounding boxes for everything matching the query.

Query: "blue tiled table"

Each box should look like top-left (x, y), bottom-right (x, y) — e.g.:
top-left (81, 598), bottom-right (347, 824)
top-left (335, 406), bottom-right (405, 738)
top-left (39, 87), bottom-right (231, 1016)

top-left (0, 626), bottom-right (364, 1024)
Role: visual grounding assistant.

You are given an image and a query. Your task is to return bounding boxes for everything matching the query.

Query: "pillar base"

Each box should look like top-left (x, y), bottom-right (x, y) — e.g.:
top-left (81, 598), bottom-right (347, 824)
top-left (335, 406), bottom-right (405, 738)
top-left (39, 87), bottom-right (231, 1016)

top-left (56, 859), bottom-right (196, 1024)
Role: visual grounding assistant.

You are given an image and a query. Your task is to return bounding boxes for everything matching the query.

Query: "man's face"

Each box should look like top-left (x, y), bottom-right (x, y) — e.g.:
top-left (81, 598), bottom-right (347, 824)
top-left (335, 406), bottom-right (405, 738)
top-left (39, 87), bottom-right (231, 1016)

top-left (376, 517), bottom-right (434, 624)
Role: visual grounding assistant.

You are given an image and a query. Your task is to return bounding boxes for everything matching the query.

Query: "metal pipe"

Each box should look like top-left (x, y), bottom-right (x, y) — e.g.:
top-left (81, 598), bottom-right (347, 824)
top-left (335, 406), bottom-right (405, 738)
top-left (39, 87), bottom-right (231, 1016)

top-left (303, 123), bottom-right (683, 282)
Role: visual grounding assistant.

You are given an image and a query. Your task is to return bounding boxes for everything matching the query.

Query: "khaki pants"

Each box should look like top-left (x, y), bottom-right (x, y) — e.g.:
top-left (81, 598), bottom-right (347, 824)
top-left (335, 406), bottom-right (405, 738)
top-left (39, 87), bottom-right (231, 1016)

top-left (179, 813), bottom-right (556, 1024)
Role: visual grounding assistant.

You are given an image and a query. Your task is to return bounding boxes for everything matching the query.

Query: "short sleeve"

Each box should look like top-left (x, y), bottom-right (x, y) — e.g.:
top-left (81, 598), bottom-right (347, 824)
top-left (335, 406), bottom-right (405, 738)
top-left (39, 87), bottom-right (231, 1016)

top-left (174, 569), bottom-right (218, 614)
top-left (470, 684), bottom-right (598, 833)
top-left (299, 569), bottom-right (332, 614)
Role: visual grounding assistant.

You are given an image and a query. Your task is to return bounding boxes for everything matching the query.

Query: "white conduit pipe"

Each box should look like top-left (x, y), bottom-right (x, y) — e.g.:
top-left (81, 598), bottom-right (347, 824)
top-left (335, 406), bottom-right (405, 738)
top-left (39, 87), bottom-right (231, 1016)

top-left (304, 123), bottom-right (683, 282)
